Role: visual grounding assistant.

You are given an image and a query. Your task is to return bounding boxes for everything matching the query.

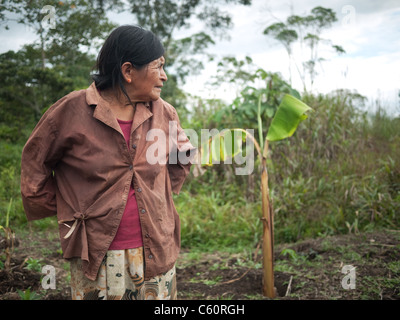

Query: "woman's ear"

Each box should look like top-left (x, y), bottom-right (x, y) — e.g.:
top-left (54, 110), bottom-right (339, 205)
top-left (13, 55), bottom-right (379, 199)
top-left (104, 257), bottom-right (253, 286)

top-left (121, 62), bottom-right (133, 84)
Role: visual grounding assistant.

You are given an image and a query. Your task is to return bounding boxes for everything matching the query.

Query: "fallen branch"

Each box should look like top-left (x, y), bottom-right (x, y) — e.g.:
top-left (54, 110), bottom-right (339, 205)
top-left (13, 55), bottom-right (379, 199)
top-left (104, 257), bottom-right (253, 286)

top-left (285, 275), bottom-right (293, 297)
top-left (218, 268), bottom-right (252, 285)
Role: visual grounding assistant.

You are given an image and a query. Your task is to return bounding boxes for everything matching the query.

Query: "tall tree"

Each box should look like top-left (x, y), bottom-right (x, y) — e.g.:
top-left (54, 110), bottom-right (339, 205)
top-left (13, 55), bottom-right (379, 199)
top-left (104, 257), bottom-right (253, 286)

top-left (263, 6), bottom-right (345, 92)
top-left (263, 22), bottom-right (297, 85)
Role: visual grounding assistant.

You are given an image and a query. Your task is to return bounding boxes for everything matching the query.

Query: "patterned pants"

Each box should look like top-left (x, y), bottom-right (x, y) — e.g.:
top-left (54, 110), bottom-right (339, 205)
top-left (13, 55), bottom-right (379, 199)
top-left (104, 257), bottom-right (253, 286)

top-left (70, 247), bottom-right (177, 300)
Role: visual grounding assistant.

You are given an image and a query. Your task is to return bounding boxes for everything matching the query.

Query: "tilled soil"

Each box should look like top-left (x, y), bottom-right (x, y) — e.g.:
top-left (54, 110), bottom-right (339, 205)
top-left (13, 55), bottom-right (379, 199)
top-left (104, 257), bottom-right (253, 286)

top-left (0, 229), bottom-right (399, 300)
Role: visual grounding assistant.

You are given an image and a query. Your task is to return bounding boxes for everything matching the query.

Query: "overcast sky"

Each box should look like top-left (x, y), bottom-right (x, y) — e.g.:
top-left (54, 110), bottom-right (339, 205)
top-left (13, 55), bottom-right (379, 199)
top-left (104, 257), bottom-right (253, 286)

top-left (182, 0), bottom-right (400, 115)
top-left (1, 0), bottom-right (399, 115)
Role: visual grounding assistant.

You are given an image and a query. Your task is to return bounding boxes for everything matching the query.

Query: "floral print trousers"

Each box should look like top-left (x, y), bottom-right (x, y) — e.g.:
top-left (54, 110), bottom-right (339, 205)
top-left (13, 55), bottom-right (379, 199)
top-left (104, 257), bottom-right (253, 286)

top-left (70, 247), bottom-right (177, 300)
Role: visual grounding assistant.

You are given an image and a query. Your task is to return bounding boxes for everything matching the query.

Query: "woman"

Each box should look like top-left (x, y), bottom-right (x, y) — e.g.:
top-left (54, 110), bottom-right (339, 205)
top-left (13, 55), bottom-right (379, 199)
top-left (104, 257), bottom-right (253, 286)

top-left (20, 25), bottom-right (196, 300)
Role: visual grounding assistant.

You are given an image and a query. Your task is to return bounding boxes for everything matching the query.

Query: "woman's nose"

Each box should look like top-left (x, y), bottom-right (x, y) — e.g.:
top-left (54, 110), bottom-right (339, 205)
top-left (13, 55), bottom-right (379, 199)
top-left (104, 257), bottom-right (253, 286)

top-left (161, 68), bottom-right (168, 82)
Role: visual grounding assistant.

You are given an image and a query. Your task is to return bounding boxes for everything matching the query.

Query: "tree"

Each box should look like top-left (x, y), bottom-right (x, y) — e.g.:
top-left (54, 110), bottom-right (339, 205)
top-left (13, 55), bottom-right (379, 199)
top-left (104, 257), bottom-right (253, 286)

top-left (263, 6), bottom-right (346, 92)
top-left (0, 47), bottom-right (72, 123)
top-left (263, 23), bottom-right (297, 85)
top-left (119, 0), bottom-right (252, 109)
top-left (0, 0), bottom-right (116, 132)
top-left (210, 55), bottom-right (258, 97)
top-left (1, 0), bottom-right (115, 67)
top-left (0, 45), bottom-right (97, 130)
top-left (126, 0), bottom-right (251, 53)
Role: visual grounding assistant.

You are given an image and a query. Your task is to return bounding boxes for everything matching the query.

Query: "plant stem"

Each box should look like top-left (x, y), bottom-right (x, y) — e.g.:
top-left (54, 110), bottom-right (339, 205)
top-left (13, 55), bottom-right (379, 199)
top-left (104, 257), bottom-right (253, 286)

top-left (261, 140), bottom-right (275, 298)
top-left (257, 93), bottom-right (264, 152)
top-left (6, 198), bottom-right (13, 228)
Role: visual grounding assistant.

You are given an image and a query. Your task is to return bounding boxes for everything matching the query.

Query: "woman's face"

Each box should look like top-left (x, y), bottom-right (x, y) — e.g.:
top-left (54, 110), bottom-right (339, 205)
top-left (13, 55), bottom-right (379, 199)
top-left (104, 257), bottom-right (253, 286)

top-left (126, 56), bottom-right (168, 102)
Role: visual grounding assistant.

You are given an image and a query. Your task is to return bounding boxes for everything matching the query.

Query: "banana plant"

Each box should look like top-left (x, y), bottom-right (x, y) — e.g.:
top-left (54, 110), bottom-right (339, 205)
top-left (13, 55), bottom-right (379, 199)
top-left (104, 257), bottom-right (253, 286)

top-left (196, 93), bottom-right (312, 298)
top-left (260, 94), bottom-right (312, 297)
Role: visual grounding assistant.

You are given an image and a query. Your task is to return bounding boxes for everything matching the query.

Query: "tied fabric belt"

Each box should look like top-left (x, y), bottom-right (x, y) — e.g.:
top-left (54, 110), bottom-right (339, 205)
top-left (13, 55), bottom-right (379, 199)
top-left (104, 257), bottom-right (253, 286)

top-left (58, 212), bottom-right (87, 239)
top-left (56, 199), bottom-right (115, 264)
top-left (57, 211), bottom-right (92, 263)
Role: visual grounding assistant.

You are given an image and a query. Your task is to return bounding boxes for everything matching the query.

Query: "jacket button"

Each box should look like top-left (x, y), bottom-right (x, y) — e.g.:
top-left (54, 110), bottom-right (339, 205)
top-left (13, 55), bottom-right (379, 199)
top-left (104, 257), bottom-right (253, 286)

top-left (132, 144), bottom-right (137, 149)
top-left (137, 187), bottom-right (142, 193)
top-left (148, 254), bottom-right (153, 259)
top-left (141, 209), bottom-right (146, 214)
top-left (129, 165), bottom-right (133, 170)
top-left (145, 233), bottom-right (150, 238)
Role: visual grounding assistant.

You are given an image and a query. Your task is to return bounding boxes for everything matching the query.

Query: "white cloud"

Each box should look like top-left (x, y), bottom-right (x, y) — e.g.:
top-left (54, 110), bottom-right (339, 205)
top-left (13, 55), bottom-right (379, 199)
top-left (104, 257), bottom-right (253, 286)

top-left (0, 21), bottom-right (37, 52)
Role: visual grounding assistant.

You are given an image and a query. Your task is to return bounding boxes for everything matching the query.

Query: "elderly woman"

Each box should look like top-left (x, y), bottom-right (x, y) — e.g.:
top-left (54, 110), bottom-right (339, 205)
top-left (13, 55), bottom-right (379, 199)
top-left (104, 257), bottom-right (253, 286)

top-left (20, 25), bottom-right (196, 300)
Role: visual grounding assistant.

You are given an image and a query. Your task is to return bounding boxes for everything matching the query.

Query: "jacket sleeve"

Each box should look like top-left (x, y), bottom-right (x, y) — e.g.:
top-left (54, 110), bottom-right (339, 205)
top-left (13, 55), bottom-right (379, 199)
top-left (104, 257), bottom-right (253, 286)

top-left (20, 108), bottom-right (62, 221)
top-left (167, 108), bottom-right (197, 194)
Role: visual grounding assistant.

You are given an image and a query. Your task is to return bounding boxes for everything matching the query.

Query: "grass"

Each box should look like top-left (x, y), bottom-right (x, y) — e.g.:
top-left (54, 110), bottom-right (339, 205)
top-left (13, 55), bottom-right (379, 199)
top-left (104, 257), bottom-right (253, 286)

top-left (17, 287), bottom-right (42, 300)
top-left (175, 186), bottom-right (262, 252)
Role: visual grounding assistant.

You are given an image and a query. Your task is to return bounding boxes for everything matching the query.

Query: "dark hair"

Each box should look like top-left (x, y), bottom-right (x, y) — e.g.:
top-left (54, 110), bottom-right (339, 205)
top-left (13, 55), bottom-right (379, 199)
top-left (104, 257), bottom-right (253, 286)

top-left (92, 25), bottom-right (164, 104)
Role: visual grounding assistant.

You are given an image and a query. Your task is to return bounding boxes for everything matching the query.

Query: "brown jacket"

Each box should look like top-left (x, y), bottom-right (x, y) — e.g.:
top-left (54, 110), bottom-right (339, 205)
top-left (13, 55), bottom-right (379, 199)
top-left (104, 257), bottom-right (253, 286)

top-left (20, 82), bottom-right (196, 281)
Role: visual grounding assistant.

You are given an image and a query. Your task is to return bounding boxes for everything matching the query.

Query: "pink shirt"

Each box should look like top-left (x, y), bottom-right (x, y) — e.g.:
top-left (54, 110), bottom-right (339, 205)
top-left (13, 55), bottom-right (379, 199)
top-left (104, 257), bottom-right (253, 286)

top-left (108, 119), bottom-right (143, 250)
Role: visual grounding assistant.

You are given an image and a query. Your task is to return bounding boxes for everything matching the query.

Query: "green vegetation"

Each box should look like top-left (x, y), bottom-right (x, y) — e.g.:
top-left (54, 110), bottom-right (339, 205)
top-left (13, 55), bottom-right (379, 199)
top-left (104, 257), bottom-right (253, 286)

top-left (17, 287), bottom-right (42, 300)
top-left (176, 88), bottom-right (400, 252)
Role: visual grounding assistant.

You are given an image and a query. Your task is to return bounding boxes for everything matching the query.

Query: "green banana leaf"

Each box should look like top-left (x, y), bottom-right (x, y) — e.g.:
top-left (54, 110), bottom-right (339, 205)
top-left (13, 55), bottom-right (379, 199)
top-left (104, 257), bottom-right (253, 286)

top-left (200, 129), bottom-right (247, 166)
top-left (266, 94), bottom-right (312, 142)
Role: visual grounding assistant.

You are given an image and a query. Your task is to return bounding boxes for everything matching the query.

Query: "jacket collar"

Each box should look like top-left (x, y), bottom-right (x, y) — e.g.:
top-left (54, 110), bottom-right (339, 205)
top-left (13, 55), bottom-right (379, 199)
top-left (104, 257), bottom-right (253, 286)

top-left (85, 82), bottom-right (153, 134)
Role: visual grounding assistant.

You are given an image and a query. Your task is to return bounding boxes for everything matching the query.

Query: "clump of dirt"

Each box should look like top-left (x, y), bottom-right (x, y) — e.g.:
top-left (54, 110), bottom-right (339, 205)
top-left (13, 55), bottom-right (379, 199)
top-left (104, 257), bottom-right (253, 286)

top-left (0, 258), bottom-right (41, 296)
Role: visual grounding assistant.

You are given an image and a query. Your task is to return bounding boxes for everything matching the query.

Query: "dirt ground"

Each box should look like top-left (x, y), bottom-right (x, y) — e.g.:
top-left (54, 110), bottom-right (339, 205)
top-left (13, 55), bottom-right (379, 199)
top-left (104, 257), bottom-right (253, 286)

top-left (1, 228), bottom-right (399, 300)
